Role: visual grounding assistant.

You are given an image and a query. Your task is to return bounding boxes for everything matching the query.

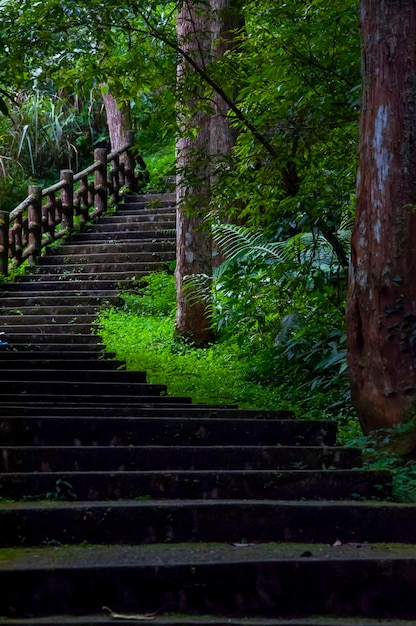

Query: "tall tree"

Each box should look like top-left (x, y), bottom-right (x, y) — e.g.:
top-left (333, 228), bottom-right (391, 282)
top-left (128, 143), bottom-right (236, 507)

top-left (175, 0), bottom-right (213, 346)
top-left (347, 0), bottom-right (416, 435)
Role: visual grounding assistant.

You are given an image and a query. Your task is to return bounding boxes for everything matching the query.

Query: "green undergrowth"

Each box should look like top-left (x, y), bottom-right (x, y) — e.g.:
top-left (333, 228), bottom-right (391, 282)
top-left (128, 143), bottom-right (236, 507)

top-left (96, 272), bottom-right (353, 418)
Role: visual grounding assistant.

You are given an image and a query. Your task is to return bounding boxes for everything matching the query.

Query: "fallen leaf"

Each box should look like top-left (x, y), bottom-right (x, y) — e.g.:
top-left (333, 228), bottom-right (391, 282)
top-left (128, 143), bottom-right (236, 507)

top-left (102, 606), bottom-right (156, 620)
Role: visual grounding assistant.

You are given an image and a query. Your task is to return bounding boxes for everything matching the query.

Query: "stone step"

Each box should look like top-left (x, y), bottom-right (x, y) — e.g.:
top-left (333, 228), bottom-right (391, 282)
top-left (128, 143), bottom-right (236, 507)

top-left (124, 192), bottom-right (176, 204)
top-left (0, 304), bottom-right (112, 316)
top-left (0, 346), bottom-right (115, 358)
top-left (0, 295), bottom-right (120, 309)
top-left (0, 380), bottom-right (166, 397)
top-left (0, 370), bottom-right (146, 383)
top-left (68, 231), bottom-right (176, 242)
top-left (0, 417), bottom-right (337, 447)
top-left (1, 314), bottom-right (99, 326)
top-left (0, 394), bottom-right (193, 406)
top-left (0, 468), bottom-right (391, 501)
top-left (3, 323), bottom-right (97, 334)
top-left (32, 261), bottom-right (168, 274)
top-left (117, 206), bottom-right (175, 216)
top-left (50, 241), bottom-right (176, 255)
top-left (4, 499), bottom-right (416, 548)
top-left (1, 618), bottom-right (415, 626)
top-left (0, 445), bottom-right (361, 473)
top-left (40, 251), bottom-right (174, 265)
top-left (100, 213), bottom-right (175, 223)
top-left (3, 333), bottom-right (102, 345)
top-left (86, 221), bottom-right (175, 233)
top-left (0, 406), bottom-right (294, 419)
top-left (0, 543), bottom-right (413, 620)
top-left (3, 276), bottom-right (145, 289)
top-left (0, 358), bottom-right (125, 369)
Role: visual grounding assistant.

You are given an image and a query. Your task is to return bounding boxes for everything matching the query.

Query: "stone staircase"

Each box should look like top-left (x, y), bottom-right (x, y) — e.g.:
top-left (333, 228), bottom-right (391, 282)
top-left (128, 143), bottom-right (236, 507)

top-left (0, 193), bottom-right (416, 625)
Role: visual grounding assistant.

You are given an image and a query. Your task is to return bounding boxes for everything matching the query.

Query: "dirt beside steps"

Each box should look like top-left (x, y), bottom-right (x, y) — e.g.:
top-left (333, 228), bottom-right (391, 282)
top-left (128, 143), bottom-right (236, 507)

top-left (0, 193), bottom-right (416, 624)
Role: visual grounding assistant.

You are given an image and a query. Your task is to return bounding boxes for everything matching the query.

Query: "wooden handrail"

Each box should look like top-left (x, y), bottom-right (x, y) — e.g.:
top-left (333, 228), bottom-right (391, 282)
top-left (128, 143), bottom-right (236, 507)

top-left (0, 131), bottom-right (148, 277)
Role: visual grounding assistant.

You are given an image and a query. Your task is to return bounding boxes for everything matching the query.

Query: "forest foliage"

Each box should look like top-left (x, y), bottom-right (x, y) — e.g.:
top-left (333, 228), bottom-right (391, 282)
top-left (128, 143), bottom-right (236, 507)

top-left (0, 0), bottom-right (361, 420)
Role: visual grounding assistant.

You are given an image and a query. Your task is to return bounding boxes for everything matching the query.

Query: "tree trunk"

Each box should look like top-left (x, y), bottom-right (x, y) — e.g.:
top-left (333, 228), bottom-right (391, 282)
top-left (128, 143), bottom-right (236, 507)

top-left (347, 0), bottom-right (416, 434)
top-left (175, 0), bottom-right (213, 346)
top-left (102, 88), bottom-right (132, 152)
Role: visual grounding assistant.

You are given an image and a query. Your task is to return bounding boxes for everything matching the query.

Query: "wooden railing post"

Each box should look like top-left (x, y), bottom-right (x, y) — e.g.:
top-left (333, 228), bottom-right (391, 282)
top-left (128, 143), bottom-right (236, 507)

top-left (0, 210), bottom-right (9, 277)
top-left (94, 147), bottom-right (108, 216)
top-left (60, 169), bottom-right (74, 231)
top-left (28, 185), bottom-right (42, 264)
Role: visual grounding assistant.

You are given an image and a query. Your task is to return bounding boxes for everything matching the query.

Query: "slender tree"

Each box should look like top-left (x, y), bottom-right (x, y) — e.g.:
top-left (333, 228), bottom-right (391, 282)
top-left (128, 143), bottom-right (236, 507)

top-left (347, 0), bottom-right (416, 435)
top-left (175, 0), bottom-right (213, 346)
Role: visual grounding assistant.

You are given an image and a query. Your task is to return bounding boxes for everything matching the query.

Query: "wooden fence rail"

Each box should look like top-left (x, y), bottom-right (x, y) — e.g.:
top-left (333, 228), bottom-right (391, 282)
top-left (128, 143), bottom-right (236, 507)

top-left (0, 131), bottom-right (148, 277)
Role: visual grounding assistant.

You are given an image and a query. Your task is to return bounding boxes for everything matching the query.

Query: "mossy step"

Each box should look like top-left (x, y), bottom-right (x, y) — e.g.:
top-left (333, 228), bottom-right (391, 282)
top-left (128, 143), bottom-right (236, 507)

top-left (0, 370), bottom-right (146, 383)
top-left (31, 261), bottom-right (169, 273)
top-left (0, 351), bottom-right (114, 361)
top-left (0, 359), bottom-right (125, 370)
top-left (1, 618), bottom-right (415, 626)
top-left (0, 445), bottom-right (361, 473)
top-left (40, 251), bottom-right (174, 264)
top-left (5, 276), bottom-right (148, 290)
top-left (2, 314), bottom-right (99, 326)
top-left (0, 407), bottom-right (292, 419)
top-left (3, 333), bottom-right (101, 345)
top-left (51, 241), bottom-right (175, 254)
top-left (0, 380), bottom-right (166, 398)
top-left (0, 468), bottom-right (391, 501)
top-left (123, 192), bottom-right (176, 204)
top-left (100, 213), bottom-right (175, 223)
top-left (3, 323), bottom-right (97, 334)
top-left (3, 499), bottom-right (416, 547)
top-left (2, 617), bottom-right (416, 626)
top-left (0, 542), bottom-right (415, 619)
top-left (87, 221), bottom-right (175, 233)
top-left (68, 231), bottom-right (176, 242)
top-left (0, 295), bottom-right (120, 308)
top-left (0, 417), bottom-right (337, 447)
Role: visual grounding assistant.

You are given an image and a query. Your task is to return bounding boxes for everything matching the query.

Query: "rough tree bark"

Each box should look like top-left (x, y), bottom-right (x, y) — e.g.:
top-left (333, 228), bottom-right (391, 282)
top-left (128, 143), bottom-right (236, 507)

top-left (102, 88), bottom-right (132, 152)
top-left (175, 0), bottom-right (213, 346)
top-left (347, 0), bottom-right (416, 435)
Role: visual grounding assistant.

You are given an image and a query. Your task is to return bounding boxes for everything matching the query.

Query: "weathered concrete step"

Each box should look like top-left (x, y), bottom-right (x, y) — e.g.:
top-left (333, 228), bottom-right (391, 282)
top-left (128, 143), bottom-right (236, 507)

top-left (3, 323), bottom-right (96, 334)
top-left (4, 276), bottom-right (143, 289)
top-left (2, 404), bottom-right (290, 420)
top-left (0, 295), bottom-right (120, 308)
top-left (2, 314), bottom-right (99, 326)
top-left (68, 231), bottom-right (175, 242)
top-left (1, 618), bottom-right (415, 626)
top-left (51, 241), bottom-right (176, 255)
top-left (0, 468), bottom-right (391, 501)
top-left (0, 351), bottom-right (116, 362)
top-left (40, 252), bottom-right (174, 265)
top-left (86, 221), bottom-right (175, 233)
top-left (0, 358), bottom-right (125, 370)
top-left (0, 380), bottom-right (165, 397)
top-left (0, 370), bottom-right (146, 383)
top-left (4, 499), bottom-right (416, 548)
top-left (116, 207), bottom-right (175, 216)
top-left (0, 542), bottom-right (413, 619)
top-left (0, 417), bottom-right (336, 447)
top-left (32, 261), bottom-right (168, 274)
top-left (0, 395), bottom-right (193, 407)
top-left (124, 192), bottom-right (176, 204)
top-left (0, 445), bottom-right (362, 472)
top-left (100, 213), bottom-right (175, 223)
top-left (0, 445), bottom-right (361, 473)
top-left (0, 304), bottom-right (111, 316)
top-left (3, 333), bottom-right (102, 345)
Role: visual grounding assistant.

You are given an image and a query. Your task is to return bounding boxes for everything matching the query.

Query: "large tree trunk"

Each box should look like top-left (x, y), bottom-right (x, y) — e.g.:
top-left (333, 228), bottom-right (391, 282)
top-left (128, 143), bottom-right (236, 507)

top-left (175, 0), bottom-right (213, 346)
top-left (347, 0), bottom-right (416, 434)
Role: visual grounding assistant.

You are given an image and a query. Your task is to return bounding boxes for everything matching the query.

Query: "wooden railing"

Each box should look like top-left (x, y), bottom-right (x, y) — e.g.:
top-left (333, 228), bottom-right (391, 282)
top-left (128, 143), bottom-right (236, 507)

top-left (0, 131), bottom-right (148, 277)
